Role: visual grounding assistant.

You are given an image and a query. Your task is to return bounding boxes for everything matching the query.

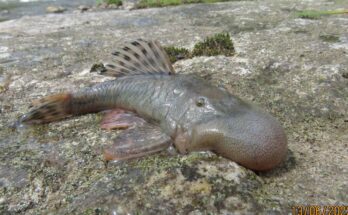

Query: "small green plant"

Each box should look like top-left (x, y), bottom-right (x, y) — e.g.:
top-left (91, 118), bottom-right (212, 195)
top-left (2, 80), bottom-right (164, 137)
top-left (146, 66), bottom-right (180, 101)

top-left (163, 46), bottom-right (190, 63)
top-left (319, 35), bottom-right (340, 43)
top-left (297, 9), bottom-right (348, 19)
top-left (96, 0), bottom-right (122, 6)
top-left (136, 0), bottom-right (240, 9)
top-left (137, 0), bottom-right (181, 8)
top-left (164, 33), bottom-right (235, 63)
top-left (90, 63), bottom-right (107, 74)
top-left (191, 32), bottom-right (235, 57)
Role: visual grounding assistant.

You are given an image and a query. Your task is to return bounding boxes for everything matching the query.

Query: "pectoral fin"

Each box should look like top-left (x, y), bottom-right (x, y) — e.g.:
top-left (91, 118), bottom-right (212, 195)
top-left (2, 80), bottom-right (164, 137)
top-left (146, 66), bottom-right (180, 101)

top-left (100, 109), bottom-right (146, 130)
top-left (103, 123), bottom-right (172, 161)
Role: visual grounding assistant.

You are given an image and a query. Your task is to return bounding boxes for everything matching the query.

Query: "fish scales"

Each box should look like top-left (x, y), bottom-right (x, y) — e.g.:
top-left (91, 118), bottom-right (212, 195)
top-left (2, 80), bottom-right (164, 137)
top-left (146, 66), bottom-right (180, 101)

top-left (65, 75), bottom-right (181, 129)
top-left (17, 39), bottom-right (287, 171)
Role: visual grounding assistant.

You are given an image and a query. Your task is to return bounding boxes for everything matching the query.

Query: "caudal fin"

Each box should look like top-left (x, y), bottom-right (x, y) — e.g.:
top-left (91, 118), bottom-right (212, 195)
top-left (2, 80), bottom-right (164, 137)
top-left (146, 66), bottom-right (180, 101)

top-left (19, 93), bottom-right (72, 124)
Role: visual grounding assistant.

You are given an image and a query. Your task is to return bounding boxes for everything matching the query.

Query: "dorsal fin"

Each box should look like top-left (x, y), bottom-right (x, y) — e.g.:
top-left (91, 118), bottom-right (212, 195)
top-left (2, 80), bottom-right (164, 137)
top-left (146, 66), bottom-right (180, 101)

top-left (101, 39), bottom-right (175, 77)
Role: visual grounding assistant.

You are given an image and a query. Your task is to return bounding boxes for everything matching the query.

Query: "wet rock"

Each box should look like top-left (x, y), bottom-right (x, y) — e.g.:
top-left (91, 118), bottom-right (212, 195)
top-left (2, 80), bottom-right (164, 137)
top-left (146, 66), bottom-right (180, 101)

top-left (122, 0), bottom-right (141, 10)
top-left (97, 2), bottom-right (121, 9)
top-left (1, 10), bottom-right (9, 15)
top-left (0, 68), bottom-right (10, 94)
top-left (0, 166), bottom-right (29, 189)
top-left (77, 5), bottom-right (90, 12)
top-left (46, 6), bottom-right (67, 14)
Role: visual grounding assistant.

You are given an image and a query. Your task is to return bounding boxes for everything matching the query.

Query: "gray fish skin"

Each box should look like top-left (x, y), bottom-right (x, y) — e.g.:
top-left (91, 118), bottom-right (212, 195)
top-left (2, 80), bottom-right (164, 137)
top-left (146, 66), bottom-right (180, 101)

top-left (18, 39), bottom-right (287, 171)
top-left (67, 73), bottom-right (287, 171)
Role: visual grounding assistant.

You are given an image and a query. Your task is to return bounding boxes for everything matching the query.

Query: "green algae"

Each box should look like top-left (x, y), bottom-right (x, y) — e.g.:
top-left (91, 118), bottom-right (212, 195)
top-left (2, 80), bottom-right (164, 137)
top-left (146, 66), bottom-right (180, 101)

top-left (297, 9), bottom-right (348, 19)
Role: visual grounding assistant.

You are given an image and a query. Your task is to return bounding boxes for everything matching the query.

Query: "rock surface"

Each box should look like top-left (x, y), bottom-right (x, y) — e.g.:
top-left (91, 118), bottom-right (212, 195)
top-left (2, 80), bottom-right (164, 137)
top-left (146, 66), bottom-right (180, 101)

top-left (46, 6), bottom-right (67, 14)
top-left (0, 0), bottom-right (347, 214)
top-left (0, 0), bottom-right (96, 21)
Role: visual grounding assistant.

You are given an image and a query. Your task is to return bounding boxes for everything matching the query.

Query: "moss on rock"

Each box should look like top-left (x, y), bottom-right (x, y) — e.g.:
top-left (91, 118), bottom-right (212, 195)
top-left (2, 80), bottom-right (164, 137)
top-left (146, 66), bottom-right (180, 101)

top-left (164, 33), bottom-right (235, 63)
top-left (191, 33), bottom-right (235, 57)
top-left (163, 46), bottom-right (190, 63)
top-left (96, 0), bottom-right (122, 6)
top-left (296, 9), bottom-right (348, 19)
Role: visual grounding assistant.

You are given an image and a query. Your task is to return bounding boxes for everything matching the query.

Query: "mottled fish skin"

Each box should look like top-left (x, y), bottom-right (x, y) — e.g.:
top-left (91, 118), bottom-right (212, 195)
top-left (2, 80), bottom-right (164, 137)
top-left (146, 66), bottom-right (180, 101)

top-left (18, 39), bottom-right (287, 171)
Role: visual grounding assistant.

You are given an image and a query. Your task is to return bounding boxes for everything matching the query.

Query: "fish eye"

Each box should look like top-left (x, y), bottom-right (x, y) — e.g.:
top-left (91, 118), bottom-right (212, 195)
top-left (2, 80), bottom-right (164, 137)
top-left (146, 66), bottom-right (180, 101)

top-left (196, 97), bottom-right (206, 107)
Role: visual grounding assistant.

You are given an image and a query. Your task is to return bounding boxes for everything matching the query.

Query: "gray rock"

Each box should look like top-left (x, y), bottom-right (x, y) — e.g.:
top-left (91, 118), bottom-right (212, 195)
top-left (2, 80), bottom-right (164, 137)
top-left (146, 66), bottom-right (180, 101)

top-left (0, 0), bottom-right (347, 214)
top-left (78, 5), bottom-right (90, 12)
top-left (1, 10), bottom-right (9, 14)
top-left (122, 0), bottom-right (141, 10)
top-left (46, 6), bottom-right (67, 14)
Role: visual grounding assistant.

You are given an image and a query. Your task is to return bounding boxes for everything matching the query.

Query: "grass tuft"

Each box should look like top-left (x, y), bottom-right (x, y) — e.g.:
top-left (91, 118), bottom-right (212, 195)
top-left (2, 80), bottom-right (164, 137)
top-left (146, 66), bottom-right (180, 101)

top-left (191, 32), bottom-right (235, 57)
top-left (163, 33), bottom-right (235, 63)
top-left (163, 46), bottom-right (190, 63)
top-left (319, 35), bottom-right (340, 43)
top-left (136, 0), bottom-right (243, 9)
top-left (96, 0), bottom-right (122, 6)
top-left (297, 9), bottom-right (348, 19)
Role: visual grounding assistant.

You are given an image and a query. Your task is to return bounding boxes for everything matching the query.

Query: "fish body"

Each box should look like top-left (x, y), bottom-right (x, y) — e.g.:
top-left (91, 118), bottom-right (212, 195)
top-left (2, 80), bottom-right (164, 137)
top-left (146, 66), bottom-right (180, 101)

top-left (19, 39), bottom-right (287, 171)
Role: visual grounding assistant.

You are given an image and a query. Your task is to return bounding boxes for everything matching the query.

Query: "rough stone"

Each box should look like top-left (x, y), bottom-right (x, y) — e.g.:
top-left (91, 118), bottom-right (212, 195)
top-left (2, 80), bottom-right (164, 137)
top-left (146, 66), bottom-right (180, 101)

top-left (0, 0), bottom-right (347, 214)
top-left (77, 5), bottom-right (91, 12)
top-left (46, 6), bottom-right (67, 14)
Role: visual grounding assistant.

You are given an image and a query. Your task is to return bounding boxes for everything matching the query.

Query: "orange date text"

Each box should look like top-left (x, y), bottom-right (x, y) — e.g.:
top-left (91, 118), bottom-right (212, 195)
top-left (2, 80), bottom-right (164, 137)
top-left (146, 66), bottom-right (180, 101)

top-left (292, 205), bottom-right (348, 215)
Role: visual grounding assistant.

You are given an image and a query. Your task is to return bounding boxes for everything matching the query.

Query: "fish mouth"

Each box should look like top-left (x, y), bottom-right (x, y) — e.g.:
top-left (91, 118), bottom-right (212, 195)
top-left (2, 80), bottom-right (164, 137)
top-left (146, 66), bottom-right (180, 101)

top-left (190, 111), bottom-right (287, 171)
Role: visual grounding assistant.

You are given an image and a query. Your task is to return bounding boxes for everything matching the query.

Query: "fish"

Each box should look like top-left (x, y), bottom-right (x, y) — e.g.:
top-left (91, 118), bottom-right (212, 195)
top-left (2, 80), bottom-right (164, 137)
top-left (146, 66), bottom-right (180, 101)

top-left (18, 39), bottom-right (287, 171)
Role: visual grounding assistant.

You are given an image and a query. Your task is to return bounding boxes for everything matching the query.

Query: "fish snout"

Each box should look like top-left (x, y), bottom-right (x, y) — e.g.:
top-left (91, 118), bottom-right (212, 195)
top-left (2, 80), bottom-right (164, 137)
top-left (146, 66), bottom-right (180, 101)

top-left (191, 112), bottom-right (287, 171)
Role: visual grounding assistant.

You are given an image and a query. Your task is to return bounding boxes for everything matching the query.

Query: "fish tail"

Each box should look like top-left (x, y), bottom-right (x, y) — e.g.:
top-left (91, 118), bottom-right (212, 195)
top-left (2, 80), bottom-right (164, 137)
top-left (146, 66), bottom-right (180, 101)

top-left (19, 82), bottom-right (118, 125)
top-left (19, 93), bottom-right (73, 124)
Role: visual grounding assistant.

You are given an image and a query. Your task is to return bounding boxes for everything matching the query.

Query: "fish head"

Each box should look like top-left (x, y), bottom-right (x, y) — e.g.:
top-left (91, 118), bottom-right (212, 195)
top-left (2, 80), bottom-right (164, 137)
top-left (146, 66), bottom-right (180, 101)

top-left (188, 105), bottom-right (288, 171)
